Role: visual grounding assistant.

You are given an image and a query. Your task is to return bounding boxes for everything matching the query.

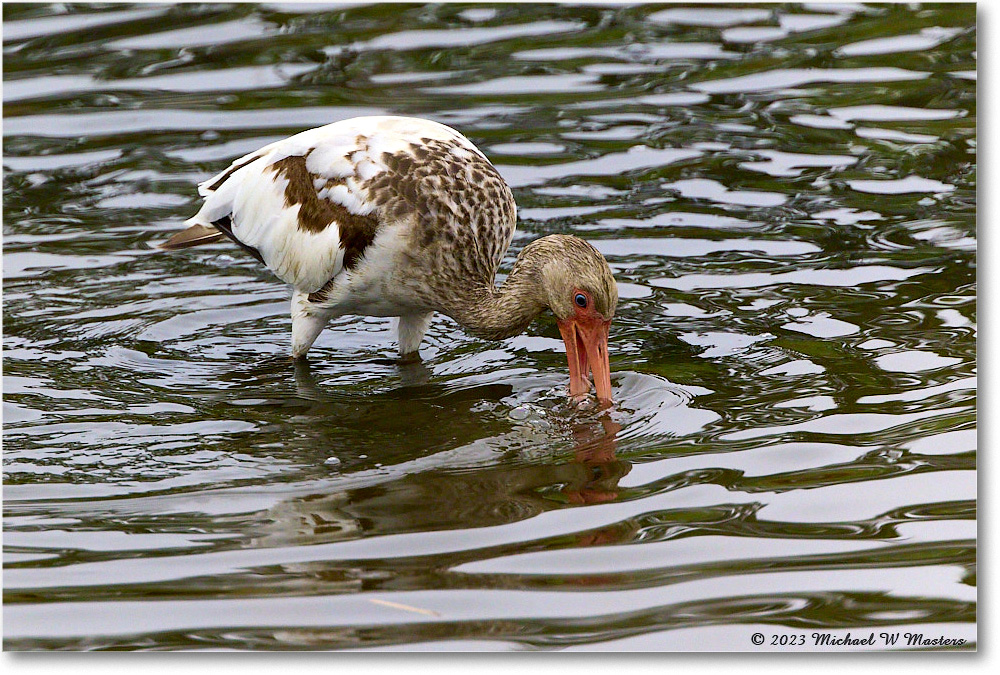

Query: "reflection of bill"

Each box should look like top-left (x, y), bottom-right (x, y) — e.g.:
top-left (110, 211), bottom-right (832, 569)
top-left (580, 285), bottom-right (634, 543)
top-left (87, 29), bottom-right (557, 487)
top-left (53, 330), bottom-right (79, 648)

top-left (560, 415), bottom-right (629, 549)
top-left (563, 416), bottom-right (626, 505)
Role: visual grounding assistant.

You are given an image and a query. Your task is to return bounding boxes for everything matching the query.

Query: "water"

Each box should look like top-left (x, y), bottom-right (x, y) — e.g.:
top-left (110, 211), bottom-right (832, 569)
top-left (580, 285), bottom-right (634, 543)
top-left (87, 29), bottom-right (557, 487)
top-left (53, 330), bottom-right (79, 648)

top-left (2, 2), bottom-right (976, 651)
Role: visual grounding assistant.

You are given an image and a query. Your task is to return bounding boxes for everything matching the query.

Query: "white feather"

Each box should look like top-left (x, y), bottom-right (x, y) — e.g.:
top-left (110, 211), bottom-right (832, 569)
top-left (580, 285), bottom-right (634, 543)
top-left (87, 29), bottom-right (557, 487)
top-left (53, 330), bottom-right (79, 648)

top-left (186, 115), bottom-right (484, 297)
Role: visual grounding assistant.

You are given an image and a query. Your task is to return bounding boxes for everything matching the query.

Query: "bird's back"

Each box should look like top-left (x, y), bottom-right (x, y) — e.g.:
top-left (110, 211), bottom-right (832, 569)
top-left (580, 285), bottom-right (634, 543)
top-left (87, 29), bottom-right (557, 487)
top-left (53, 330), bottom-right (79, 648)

top-left (175, 116), bottom-right (517, 314)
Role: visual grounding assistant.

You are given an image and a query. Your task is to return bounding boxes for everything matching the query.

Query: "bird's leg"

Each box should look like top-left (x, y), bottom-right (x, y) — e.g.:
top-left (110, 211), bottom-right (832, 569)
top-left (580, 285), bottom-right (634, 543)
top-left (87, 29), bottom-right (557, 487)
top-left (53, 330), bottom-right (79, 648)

top-left (396, 312), bottom-right (433, 364)
top-left (292, 356), bottom-right (323, 399)
top-left (290, 290), bottom-right (333, 359)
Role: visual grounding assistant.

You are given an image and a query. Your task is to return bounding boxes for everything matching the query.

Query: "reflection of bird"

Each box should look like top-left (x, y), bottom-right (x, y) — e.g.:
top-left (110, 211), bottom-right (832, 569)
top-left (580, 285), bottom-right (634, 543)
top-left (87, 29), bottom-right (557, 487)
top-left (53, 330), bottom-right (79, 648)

top-left (160, 116), bottom-right (617, 401)
top-left (252, 415), bottom-right (629, 548)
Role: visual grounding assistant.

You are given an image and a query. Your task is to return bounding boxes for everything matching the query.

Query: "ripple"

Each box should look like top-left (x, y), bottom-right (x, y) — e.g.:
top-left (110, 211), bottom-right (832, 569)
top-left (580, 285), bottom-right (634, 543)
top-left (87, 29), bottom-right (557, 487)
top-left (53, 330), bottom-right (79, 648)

top-left (514, 43), bottom-right (734, 62)
top-left (612, 372), bottom-right (719, 440)
top-left (4, 562), bottom-right (974, 642)
top-left (2, 6), bottom-right (164, 41)
top-left (723, 12), bottom-right (849, 43)
top-left (591, 211), bottom-right (754, 231)
top-left (847, 176), bottom-right (955, 195)
top-left (723, 407), bottom-right (965, 441)
top-left (904, 429), bottom-right (976, 456)
top-left (455, 535), bottom-right (879, 576)
top-left (739, 150), bottom-right (858, 178)
top-left (758, 471), bottom-right (976, 524)
top-left (593, 237), bottom-right (820, 259)
top-left (424, 73), bottom-right (603, 96)
top-left (836, 27), bottom-right (963, 57)
top-left (854, 127), bottom-right (939, 144)
top-left (650, 265), bottom-right (933, 291)
top-left (649, 8), bottom-right (772, 27)
top-left (873, 350), bottom-right (963, 373)
top-left (782, 313), bottom-right (860, 338)
top-left (829, 105), bottom-right (964, 122)
top-left (498, 147), bottom-right (703, 188)
top-left (349, 20), bottom-right (584, 52)
top-left (691, 68), bottom-right (928, 95)
top-left (663, 178), bottom-right (787, 207)
top-left (2, 107), bottom-right (386, 137)
top-left (107, 17), bottom-right (271, 50)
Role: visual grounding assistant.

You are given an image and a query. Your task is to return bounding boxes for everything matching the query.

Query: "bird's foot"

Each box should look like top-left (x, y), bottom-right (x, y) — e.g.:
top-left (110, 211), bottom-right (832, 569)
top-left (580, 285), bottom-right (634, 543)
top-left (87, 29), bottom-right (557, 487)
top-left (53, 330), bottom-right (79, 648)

top-left (368, 351), bottom-right (423, 367)
top-left (371, 352), bottom-right (423, 366)
top-left (398, 350), bottom-right (422, 365)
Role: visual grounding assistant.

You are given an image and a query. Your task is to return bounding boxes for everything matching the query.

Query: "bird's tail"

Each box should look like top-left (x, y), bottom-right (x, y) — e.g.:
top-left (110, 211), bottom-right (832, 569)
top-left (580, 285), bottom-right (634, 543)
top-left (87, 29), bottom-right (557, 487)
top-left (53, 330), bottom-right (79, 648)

top-left (157, 222), bottom-right (225, 250)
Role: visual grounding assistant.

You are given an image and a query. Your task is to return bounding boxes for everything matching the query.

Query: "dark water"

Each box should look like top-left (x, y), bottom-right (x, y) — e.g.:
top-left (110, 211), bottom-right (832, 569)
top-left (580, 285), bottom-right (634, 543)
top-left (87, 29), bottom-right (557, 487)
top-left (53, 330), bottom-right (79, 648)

top-left (2, 2), bottom-right (976, 651)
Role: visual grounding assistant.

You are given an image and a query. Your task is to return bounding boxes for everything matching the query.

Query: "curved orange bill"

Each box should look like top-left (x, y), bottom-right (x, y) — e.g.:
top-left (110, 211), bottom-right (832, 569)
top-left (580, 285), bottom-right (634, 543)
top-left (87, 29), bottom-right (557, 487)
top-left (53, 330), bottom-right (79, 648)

top-left (557, 317), bottom-right (613, 404)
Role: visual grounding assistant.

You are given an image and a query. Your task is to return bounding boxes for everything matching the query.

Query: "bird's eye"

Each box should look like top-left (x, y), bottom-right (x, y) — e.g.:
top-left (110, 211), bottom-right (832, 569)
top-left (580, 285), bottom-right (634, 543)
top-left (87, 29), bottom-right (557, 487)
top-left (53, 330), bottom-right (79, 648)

top-left (574, 293), bottom-right (588, 308)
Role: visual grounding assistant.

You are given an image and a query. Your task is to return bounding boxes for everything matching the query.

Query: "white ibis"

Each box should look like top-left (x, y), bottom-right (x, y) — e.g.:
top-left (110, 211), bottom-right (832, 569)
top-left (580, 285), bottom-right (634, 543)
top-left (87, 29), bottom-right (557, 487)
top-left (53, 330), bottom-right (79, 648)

top-left (160, 116), bottom-right (618, 401)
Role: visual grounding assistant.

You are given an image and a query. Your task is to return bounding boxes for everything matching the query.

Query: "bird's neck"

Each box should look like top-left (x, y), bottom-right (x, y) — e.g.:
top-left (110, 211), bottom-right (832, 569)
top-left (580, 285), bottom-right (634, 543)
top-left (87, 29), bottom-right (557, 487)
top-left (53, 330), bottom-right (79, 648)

top-left (445, 258), bottom-right (546, 341)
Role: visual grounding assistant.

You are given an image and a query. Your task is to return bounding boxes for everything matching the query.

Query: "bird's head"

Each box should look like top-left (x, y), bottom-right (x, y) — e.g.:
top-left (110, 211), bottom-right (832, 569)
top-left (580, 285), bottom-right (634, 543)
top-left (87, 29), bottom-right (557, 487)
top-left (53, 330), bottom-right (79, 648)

top-left (519, 235), bottom-right (618, 403)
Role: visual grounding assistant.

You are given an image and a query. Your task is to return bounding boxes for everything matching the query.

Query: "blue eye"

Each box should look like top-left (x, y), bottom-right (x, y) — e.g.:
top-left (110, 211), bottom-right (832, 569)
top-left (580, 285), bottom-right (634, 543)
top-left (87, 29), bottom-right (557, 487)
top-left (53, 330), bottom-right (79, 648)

top-left (574, 293), bottom-right (587, 308)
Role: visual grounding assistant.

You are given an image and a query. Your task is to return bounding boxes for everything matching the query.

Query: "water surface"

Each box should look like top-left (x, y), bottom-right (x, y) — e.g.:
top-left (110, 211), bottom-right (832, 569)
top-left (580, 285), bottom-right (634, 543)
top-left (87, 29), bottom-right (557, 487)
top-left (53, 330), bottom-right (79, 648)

top-left (2, 2), bottom-right (976, 651)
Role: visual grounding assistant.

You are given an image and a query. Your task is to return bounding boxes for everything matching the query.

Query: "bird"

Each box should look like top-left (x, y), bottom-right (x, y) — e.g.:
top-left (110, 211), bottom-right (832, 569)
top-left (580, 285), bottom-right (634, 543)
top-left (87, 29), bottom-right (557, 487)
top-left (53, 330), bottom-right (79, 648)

top-left (159, 116), bottom-right (618, 402)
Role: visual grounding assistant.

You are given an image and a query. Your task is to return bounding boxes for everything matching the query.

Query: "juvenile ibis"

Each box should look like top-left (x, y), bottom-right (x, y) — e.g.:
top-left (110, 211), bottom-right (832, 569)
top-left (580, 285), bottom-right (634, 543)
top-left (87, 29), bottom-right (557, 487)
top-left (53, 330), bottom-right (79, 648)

top-left (160, 116), bottom-right (618, 401)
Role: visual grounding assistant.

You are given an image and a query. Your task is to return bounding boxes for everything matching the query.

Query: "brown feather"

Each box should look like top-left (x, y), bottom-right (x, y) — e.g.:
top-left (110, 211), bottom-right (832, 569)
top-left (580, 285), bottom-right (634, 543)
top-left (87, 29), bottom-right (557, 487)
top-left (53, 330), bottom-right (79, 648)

top-left (159, 223), bottom-right (225, 250)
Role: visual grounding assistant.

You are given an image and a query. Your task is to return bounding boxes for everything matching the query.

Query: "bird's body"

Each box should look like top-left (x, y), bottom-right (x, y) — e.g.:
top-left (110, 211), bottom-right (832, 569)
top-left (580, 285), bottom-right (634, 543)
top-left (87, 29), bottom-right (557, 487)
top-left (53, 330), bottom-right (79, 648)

top-left (162, 116), bottom-right (618, 400)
